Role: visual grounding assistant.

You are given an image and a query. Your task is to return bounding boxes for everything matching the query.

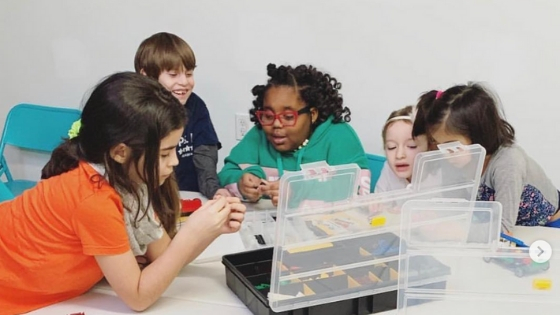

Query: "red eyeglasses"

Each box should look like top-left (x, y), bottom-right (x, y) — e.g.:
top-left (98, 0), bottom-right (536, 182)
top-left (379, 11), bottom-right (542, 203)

top-left (255, 107), bottom-right (311, 126)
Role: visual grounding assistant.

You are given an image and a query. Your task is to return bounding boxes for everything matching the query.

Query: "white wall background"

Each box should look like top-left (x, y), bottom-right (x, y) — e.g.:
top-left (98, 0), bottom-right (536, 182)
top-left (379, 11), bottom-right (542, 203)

top-left (1, 0), bottom-right (559, 186)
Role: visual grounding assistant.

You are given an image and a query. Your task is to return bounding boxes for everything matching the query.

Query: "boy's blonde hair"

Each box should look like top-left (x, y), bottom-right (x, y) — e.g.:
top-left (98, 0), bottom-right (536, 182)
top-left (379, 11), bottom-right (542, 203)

top-left (134, 32), bottom-right (196, 79)
top-left (382, 105), bottom-right (414, 144)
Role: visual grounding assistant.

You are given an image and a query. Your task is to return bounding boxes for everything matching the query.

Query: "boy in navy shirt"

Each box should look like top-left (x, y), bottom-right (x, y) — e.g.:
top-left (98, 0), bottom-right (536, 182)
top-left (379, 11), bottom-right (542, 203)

top-left (135, 32), bottom-right (229, 198)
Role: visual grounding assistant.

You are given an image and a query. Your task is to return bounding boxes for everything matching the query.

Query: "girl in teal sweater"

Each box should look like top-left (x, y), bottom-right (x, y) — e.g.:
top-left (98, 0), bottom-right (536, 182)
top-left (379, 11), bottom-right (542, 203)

top-left (219, 64), bottom-right (370, 205)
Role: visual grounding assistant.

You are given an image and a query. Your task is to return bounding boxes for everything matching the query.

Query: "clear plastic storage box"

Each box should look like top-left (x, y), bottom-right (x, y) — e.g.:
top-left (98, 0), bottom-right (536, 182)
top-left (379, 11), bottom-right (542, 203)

top-left (223, 143), bottom-right (488, 315)
top-left (398, 199), bottom-right (560, 314)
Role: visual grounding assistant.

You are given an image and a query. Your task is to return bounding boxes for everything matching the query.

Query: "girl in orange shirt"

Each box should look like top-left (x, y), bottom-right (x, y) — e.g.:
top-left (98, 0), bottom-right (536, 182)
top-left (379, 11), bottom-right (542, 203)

top-left (0, 72), bottom-right (245, 314)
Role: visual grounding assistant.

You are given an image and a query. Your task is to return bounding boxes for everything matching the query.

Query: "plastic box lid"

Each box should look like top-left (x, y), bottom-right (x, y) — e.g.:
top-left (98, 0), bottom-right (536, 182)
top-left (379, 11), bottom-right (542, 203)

top-left (268, 143), bottom-right (487, 312)
top-left (398, 200), bottom-right (560, 314)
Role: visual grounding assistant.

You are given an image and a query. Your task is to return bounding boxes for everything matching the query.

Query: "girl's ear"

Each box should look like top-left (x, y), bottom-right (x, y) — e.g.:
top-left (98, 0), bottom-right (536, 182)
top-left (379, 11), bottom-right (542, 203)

top-left (139, 69), bottom-right (147, 76)
top-left (310, 107), bottom-right (319, 124)
top-left (110, 143), bottom-right (130, 164)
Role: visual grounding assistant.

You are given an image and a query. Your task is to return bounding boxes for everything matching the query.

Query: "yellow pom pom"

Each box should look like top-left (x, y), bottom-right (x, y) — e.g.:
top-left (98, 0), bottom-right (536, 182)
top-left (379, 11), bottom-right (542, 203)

top-left (68, 119), bottom-right (81, 139)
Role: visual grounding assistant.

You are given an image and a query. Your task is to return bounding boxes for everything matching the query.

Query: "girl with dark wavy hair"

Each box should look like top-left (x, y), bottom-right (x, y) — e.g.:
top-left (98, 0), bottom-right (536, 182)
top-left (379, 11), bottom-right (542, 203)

top-left (0, 72), bottom-right (245, 314)
top-left (416, 83), bottom-right (560, 234)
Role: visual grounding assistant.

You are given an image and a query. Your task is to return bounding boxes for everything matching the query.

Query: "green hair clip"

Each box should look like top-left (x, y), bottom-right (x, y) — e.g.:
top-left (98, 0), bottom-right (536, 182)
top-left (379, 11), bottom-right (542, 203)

top-left (68, 119), bottom-right (81, 139)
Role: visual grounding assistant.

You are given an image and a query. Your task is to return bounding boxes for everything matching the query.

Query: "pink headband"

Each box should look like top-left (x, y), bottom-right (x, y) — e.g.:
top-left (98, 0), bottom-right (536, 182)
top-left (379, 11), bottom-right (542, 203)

top-left (435, 90), bottom-right (444, 100)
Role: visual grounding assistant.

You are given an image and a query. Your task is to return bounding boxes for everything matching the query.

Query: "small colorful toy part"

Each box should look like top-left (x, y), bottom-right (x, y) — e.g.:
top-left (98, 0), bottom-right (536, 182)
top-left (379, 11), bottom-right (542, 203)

top-left (483, 255), bottom-right (550, 277)
top-left (370, 216), bottom-right (386, 227)
top-left (254, 234), bottom-right (266, 245)
top-left (181, 198), bottom-right (202, 216)
top-left (533, 278), bottom-right (552, 290)
top-left (255, 283), bottom-right (270, 290)
top-left (499, 232), bottom-right (528, 247)
top-left (371, 239), bottom-right (399, 256)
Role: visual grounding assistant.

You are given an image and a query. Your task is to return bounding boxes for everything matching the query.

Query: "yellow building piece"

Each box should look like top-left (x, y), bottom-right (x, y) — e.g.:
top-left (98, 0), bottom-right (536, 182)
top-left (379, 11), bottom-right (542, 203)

top-left (370, 216), bottom-right (387, 227)
top-left (368, 271), bottom-right (381, 282)
top-left (287, 242), bottom-right (333, 254)
top-left (390, 268), bottom-right (398, 281)
top-left (303, 283), bottom-right (315, 295)
top-left (533, 278), bottom-right (552, 290)
top-left (348, 276), bottom-right (361, 288)
top-left (359, 247), bottom-right (371, 256)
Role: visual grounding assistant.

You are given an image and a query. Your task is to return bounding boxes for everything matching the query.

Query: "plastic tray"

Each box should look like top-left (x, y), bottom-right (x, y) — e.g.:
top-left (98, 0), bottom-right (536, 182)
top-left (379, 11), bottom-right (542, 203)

top-left (397, 200), bottom-right (560, 314)
top-left (223, 144), bottom-right (487, 314)
top-left (223, 233), bottom-right (449, 315)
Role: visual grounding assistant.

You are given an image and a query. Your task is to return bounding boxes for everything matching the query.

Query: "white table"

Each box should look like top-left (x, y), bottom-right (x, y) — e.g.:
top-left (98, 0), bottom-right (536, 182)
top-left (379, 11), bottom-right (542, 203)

top-left (28, 293), bottom-right (253, 315)
top-left (390, 225), bottom-right (560, 315)
top-left (31, 204), bottom-right (560, 315)
top-left (511, 225), bottom-right (560, 248)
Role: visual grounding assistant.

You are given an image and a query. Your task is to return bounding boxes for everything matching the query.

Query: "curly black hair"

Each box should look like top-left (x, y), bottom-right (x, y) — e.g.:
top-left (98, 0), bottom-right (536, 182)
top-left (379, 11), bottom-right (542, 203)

top-left (249, 63), bottom-right (351, 128)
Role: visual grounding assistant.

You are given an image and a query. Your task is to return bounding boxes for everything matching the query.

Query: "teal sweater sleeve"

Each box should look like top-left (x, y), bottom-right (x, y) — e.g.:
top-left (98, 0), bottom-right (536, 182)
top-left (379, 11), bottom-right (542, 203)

top-left (218, 126), bottom-right (267, 187)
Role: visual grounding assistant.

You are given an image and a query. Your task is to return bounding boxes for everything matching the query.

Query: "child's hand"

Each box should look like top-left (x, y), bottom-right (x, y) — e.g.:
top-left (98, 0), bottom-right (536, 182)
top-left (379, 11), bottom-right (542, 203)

top-left (223, 196), bottom-right (246, 233)
top-left (213, 188), bottom-right (232, 199)
top-left (260, 180), bottom-right (280, 206)
top-left (238, 173), bottom-right (263, 202)
top-left (186, 197), bottom-right (232, 238)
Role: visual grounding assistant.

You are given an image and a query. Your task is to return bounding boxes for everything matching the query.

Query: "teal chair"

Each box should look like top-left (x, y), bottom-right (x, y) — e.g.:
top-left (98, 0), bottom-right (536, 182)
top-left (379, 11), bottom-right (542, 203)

top-left (0, 104), bottom-right (81, 196)
top-left (366, 153), bottom-right (386, 193)
top-left (0, 180), bottom-right (14, 202)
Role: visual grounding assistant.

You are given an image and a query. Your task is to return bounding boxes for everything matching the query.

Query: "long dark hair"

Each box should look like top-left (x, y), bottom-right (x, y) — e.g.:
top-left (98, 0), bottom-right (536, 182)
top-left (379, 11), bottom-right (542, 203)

top-left (413, 83), bottom-right (514, 154)
top-left (42, 72), bottom-right (186, 235)
top-left (249, 63), bottom-right (350, 129)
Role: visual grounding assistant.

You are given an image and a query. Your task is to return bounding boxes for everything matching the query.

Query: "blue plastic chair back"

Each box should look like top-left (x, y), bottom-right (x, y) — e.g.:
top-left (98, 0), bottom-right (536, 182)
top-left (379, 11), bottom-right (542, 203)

top-left (0, 103), bottom-right (81, 196)
top-left (0, 180), bottom-right (14, 202)
top-left (366, 153), bottom-right (386, 192)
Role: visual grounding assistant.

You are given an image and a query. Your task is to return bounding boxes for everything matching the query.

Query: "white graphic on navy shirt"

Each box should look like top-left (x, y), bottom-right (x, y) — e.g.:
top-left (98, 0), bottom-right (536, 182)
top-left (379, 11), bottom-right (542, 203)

top-left (177, 133), bottom-right (194, 158)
